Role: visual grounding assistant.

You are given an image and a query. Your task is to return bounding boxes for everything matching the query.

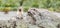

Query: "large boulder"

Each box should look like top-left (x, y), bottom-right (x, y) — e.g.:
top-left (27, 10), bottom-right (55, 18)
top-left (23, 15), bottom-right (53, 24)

top-left (24, 8), bottom-right (60, 28)
top-left (0, 8), bottom-right (60, 28)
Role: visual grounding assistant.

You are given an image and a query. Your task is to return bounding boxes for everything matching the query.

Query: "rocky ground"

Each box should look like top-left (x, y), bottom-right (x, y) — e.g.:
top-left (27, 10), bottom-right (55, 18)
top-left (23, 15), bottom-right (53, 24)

top-left (0, 8), bottom-right (60, 28)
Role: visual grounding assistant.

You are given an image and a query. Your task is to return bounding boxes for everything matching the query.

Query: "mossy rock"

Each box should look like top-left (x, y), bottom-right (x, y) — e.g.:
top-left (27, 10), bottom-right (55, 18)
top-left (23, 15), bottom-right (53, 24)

top-left (3, 7), bottom-right (10, 14)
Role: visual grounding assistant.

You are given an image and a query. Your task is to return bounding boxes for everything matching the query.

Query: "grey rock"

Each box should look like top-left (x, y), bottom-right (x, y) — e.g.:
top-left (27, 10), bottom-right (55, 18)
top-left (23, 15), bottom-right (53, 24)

top-left (25, 8), bottom-right (60, 28)
top-left (0, 8), bottom-right (60, 28)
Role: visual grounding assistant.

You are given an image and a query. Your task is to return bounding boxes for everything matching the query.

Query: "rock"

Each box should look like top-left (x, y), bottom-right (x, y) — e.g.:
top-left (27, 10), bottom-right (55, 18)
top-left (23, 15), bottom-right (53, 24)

top-left (16, 20), bottom-right (28, 28)
top-left (25, 8), bottom-right (60, 28)
top-left (0, 8), bottom-right (60, 28)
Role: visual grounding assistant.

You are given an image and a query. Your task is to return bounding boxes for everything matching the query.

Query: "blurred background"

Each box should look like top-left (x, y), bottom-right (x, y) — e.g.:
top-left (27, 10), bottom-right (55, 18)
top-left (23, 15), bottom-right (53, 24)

top-left (0, 0), bottom-right (60, 12)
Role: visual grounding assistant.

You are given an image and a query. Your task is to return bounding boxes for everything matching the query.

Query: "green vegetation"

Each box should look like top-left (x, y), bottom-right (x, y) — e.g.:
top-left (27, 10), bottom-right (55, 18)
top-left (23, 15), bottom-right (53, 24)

top-left (0, 0), bottom-right (60, 12)
top-left (3, 7), bottom-right (10, 14)
top-left (24, 7), bottom-right (29, 12)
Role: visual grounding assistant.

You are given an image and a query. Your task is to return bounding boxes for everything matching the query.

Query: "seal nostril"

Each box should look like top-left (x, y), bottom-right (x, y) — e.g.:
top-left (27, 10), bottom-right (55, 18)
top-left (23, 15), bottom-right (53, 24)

top-left (28, 11), bottom-right (31, 15)
top-left (19, 9), bottom-right (21, 12)
top-left (28, 11), bottom-right (30, 13)
top-left (33, 9), bottom-right (35, 11)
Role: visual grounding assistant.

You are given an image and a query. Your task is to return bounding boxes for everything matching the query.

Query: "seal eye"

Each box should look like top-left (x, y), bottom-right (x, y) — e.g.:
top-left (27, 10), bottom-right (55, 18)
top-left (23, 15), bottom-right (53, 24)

top-left (19, 9), bottom-right (21, 12)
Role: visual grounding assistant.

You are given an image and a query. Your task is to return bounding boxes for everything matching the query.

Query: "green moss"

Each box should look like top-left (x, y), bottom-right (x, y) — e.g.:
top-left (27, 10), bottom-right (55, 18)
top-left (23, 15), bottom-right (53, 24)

top-left (48, 7), bottom-right (54, 12)
top-left (32, 3), bottom-right (39, 8)
top-left (24, 7), bottom-right (29, 12)
top-left (3, 7), bottom-right (10, 12)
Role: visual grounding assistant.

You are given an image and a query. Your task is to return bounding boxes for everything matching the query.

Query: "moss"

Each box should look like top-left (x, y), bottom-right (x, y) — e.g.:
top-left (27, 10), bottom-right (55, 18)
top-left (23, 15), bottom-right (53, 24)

top-left (48, 7), bottom-right (54, 12)
top-left (24, 7), bottom-right (29, 12)
top-left (3, 7), bottom-right (10, 14)
top-left (32, 3), bottom-right (39, 8)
